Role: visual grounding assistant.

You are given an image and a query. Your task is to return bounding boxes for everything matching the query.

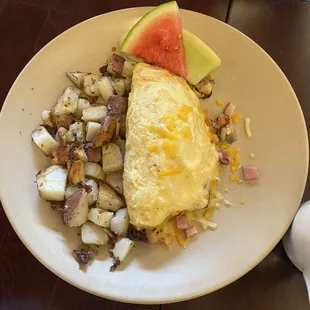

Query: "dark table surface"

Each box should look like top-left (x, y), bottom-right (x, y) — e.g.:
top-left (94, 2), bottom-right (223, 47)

top-left (1, 0), bottom-right (310, 309)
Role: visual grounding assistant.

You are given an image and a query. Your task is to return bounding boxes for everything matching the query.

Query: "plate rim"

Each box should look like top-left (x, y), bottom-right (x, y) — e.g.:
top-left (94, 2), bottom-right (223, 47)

top-left (0, 6), bottom-right (308, 304)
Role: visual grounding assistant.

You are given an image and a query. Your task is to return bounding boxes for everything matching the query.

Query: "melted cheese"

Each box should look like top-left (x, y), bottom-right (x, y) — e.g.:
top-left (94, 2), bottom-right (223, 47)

top-left (124, 63), bottom-right (219, 229)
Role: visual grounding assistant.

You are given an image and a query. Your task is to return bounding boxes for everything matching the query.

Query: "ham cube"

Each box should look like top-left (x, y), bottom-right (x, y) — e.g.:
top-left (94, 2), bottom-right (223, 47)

top-left (242, 165), bottom-right (259, 180)
top-left (176, 215), bottom-right (188, 230)
top-left (185, 226), bottom-right (198, 238)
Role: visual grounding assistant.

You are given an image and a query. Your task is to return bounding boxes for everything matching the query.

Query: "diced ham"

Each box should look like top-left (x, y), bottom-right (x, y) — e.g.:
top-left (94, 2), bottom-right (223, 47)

top-left (224, 103), bottom-right (236, 117)
top-left (176, 215), bottom-right (188, 230)
top-left (215, 114), bottom-right (230, 129)
top-left (110, 54), bottom-right (125, 75)
top-left (242, 165), bottom-right (259, 180)
top-left (218, 150), bottom-right (229, 165)
top-left (185, 226), bottom-right (198, 238)
top-left (107, 96), bottom-right (128, 115)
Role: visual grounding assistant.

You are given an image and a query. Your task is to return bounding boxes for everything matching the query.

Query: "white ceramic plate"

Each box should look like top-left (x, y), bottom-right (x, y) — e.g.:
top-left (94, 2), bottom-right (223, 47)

top-left (0, 7), bottom-right (308, 304)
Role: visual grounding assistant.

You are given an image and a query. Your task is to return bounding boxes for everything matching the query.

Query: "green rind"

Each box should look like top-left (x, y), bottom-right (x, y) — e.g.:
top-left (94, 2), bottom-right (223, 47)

top-left (183, 29), bottom-right (221, 85)
top-left (120, 1), bottom-right (179, 52)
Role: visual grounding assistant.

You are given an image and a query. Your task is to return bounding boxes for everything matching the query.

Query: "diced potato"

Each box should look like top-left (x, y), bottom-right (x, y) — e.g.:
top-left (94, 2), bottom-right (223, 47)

top-left (86, 122), bottom-right (101, 142)
top-left (84, 179), bottom-right (99, 205)
top-left (110, 208), bottom-right (129, 236)
top-left (68, 160), bottom-right (85, 185)
top-left (53, 87), bottom-right (80, 116)
top-left (83, 74), bottom-right (100, 97)
top-left (36, 165), bottom-right (67, 201)
top-left (85, 147), bottom-right (102, 163)
top-left (114, 138), bottom-right (125, 158)
top-left (81, 222), bottom-right (109, 245)
top-left (65, 130), bottom-right (75, 143)
top-left (105, 171), bottom-right (123, 194)
top-left (63, 189), bottom-right (88, 227)
top-left (93, 116), bottom-right (117, 147)
top-left (57, 114), bottom-right (75, 129)
top-left (73, 147), bottom-right (88, 162)
top-left (96, 96), bottom-right (107, 105)
top-left (32, 126), bottom-right (59, 155)
top-left (74, 98), bottom-right (91, 119)
top-left (55, 127), bottom-right (68, 146)
top-left (51, 146), bottom-right (70, 165)
top-left (82, 106), bottom-right (107, 123)
top-left (111, 78), bottom-right (125, 97)
top-left (84, 162), bottom-right (104, 181)
top-left (124, 77), bottom-right (132, 95)
top-left (88, 208), bottom-right (113, 227)
top-left (41, 110), bottom-right (57, 129)
top-left (69, 122), bottom-right (86, 143)
top-left (111, 238), bottom-right (135, 262)
top-left (66, 72), bottom-right (88, 88)
top-left (121, 60), bottom-right (135, 78)
top-left (96, 182), bottom-right (124, 211)
top-left (102, 143), bottom-right (123, 173)
top-left (65, 184), bottom-right (79, 200)
top-left (97, 76), bottom-right (114, 101)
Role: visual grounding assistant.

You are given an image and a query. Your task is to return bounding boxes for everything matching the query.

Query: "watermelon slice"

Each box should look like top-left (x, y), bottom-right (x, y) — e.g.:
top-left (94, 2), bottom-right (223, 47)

top-left (120, 1), bottom-right (187, 77)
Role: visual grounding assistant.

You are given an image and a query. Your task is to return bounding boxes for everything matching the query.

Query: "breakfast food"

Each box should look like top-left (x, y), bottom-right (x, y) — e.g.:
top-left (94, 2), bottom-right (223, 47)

top-left (124, 63), bottom-right (218, 229)
top-left (32, 1), bottom-right (258, 271)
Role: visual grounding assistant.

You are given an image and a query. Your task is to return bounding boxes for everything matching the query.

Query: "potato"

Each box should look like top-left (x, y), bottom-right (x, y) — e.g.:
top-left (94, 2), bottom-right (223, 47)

top-left (41, 110), bottom-right (57, 129)
top-left (32, 126), bottom-right (59, 155)
top-left (110, 208), bottom-right (129, 236)
top-left (55, 127), bottom-right (68, 146)
top-left (124, 77), bottom-right (132, 95)
top-left (82, 106), bottom-right (107, 123)
top-left (65, 184), bottom-right (79, 200)
top-left (81, 222), bottom-right (109, 245)
top-left (105, 171), bottom-right (123, 194)
top-left (69, 122), bottom-right (86, 143)
top-left (97, 76), bottom-right (114, 102)
top-left (36, 165), bottom-right (68, 201)
top-left (96, 182), bottom-right (124, 211)
top-left (88, 208), bottom-right (113, 227)
top-left (121, 60), bottom-right (135, 78)
top-left (111, 238), bottom-right (135, 262)
top-left (73, 147), bottom-right (88, 162)
top-left (84, 179), bottom-right (99, 205)
top-left (83, 74), bottom-right (100, 97)
top-left (86, 122), bottom-right (101, 142)
top-left (85, 147), bottom-right (102, 163)
top-left (51, 146), bottom-right (70, 165)
top-left (63, 189), bottom-right (88, 227)
top-left (110, 78), bottom-right (125, 97)
top-left (93, 116), bottom-right (117, 147)
top-left (66, 72), bottom-right (88, 88)
top-left (74, 98), bottom-right (91, 119)
top-left (84, 162), bottom-right (104, 181)
top-left (102, 143), bottom-right (123, 173)
top-left (65, 130), bottom-right (75, 143)
top-left (68, 160), bottom-right (85, 185)
top-left (53, 87), bottom-right (80, 116)
top-left (57, 114), bottom-right (75, 129)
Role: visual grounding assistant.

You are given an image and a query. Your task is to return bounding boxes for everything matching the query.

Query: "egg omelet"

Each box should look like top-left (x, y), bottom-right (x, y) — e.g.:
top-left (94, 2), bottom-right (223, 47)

top-left (123, 63), bottom-right (218, 229)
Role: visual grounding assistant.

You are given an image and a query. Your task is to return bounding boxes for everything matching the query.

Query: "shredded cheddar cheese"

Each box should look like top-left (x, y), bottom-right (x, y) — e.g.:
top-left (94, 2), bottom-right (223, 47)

top-left (231, 112), bottom-right (241, 123)
top-left (204, 206), bottom-right (215, 219)
top-left (249, 152), bottom-right (255, 158)
top-left (216, 99), bottom-right (224, 106)
top-left (147, 144), bottom-right (159, 152)
top-left (224, 188), bottom-right (229, 193)
top-left (175, 229), bottom-right (186, 247)
top-left (177, 125), bottom-right (192, 139)
top-left (162, 140), bottom-right (176, 159)
top-left (177, 105), bottom-right (193, 121)
top-left (240, 199), bottom-right (245, 204)
top-left (148, 125), bottom-right (178, 140)
top-left (158, 167), bottom-right (183, 177)
top-left (161, 114), bottom-right (176, 131)
top-left (209, 71), bottom-right (215, 79)
top-left (230, 175), bottom-right (242, 183)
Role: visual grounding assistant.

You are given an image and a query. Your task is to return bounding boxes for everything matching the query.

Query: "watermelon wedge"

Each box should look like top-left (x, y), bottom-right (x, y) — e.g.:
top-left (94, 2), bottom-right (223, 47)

top-left (120, 1), bottom-right (187, 77)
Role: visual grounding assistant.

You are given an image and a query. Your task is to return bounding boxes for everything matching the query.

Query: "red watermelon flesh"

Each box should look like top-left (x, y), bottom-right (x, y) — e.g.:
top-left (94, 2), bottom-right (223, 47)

top-left (120, 2), bottom-right (187, 77)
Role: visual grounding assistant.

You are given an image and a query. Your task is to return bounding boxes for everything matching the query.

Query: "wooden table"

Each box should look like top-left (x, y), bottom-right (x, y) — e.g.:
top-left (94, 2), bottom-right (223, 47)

top-left (0, 0), bottom-right (310, 309)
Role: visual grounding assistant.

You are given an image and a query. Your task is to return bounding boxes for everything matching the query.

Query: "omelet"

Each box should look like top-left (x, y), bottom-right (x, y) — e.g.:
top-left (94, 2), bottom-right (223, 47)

top-left (123, 63), bottom-right (218, 229)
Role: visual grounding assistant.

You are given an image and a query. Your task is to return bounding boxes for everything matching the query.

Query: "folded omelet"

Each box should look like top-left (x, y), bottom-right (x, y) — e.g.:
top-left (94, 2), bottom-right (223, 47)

top-left (123, 63), bottom-right (218, 229)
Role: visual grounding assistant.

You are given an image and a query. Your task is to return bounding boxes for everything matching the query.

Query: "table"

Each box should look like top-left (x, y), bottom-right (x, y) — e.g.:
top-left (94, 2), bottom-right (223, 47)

top-left (0, 0), bottom-right (309, 309)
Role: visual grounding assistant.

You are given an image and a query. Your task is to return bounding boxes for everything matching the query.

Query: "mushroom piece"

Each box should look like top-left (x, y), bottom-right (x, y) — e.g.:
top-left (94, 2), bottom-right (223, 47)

top-left (193, 76), bottom-right (215, 99)
top-left (36, 165), bottom-right (68, 201)
top-left (63, 189), bottom-right (89, 227)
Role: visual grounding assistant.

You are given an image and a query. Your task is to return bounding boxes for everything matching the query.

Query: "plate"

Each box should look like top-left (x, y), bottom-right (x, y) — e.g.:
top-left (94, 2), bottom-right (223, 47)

top-left (0, 7), bottom-right (308, 304)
